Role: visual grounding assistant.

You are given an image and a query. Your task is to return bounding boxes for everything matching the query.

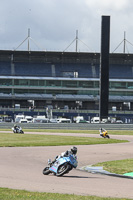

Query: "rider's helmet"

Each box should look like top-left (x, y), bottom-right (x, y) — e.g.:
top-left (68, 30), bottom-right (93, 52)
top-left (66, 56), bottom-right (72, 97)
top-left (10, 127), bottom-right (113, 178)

top-left (71, 146), bottom-right (77, 155)
top-left (14, 124), bottom-right (17, 127)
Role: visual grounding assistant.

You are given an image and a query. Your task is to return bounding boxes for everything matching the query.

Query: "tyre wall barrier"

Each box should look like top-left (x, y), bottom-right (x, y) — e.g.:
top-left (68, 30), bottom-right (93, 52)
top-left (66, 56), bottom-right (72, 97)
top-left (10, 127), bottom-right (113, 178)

top-left (0, 122), bottom-right (133, 130)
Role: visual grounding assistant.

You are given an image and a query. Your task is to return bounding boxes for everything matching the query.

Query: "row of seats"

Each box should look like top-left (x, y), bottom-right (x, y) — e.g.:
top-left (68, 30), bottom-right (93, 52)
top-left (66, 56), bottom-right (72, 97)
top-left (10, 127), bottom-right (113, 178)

top-left (109, 64), bottom-right (133, 78)
top-left (0, 62), bottom-right (11, 75)
top-left (0, 61), bottom-right (133, 78)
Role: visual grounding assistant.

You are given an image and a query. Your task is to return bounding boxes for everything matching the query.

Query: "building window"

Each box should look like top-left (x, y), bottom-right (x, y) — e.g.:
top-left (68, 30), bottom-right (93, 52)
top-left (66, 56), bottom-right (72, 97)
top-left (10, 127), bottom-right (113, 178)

top-left (62, 81), bottom-right (77, 88)
top-left (0, 79), bottom-right (12, 86)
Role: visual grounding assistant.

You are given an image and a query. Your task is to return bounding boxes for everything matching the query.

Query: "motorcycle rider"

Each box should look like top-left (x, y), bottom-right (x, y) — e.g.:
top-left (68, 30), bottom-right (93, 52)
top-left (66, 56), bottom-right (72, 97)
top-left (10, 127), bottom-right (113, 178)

top-left (99, 127), bottom-right (107, 137)
top-left (14, 124), bottom-right (20, 132)
top-left (61, 146), bottom-right (77, 158)
top-left (49, 146), bottom-right (77, 165)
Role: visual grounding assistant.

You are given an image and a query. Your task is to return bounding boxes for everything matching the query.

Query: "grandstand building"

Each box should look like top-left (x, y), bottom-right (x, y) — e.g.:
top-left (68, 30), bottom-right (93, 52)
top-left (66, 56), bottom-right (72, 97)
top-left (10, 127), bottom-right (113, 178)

top-left (0, 50), bottom-right (133, 113)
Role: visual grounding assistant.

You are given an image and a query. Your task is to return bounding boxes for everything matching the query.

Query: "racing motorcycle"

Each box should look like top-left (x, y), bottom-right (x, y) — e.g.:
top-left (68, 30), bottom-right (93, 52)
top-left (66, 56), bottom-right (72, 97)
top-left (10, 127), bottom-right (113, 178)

top-left (12, 126), bottom-right (24, 134)
top-left (101, 130), bottom-right (110, 138)
top-left (43, 154), bottom-right (78, 177)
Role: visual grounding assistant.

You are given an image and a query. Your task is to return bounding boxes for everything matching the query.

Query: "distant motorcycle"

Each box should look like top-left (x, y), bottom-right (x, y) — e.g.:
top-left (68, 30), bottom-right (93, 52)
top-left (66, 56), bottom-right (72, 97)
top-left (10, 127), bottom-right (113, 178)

top-left (43, 154), bottom-right (78, 177)
top-left (101, 130), bottom-right (110, 138)
top-left (12, 126), bottom-right (24, 134)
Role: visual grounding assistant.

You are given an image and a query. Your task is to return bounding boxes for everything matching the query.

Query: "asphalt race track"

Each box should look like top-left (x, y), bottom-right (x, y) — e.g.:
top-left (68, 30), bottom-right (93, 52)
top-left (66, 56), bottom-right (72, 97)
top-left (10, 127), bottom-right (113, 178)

top-left (0, 132), bottom-right (133, 199)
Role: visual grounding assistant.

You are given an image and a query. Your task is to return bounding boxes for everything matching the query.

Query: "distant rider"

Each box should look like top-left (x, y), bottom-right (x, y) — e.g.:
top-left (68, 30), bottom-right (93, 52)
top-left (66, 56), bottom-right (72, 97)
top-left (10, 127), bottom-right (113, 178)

top-left (14, 124), bottom-right (20, 132)
top-left (99, 128), bottom-right (107, 138)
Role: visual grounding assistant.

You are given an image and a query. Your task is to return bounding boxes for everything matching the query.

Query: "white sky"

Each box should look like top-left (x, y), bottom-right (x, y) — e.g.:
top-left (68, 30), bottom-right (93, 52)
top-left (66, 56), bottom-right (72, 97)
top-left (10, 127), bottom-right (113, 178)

top-left (0, 0), bottom-right (133, 53)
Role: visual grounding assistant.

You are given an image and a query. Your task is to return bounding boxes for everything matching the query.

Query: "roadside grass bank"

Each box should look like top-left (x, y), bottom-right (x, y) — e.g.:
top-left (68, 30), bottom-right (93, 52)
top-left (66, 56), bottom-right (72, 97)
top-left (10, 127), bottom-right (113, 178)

top-left (0, 188), bottom-right (131, 200)
top-left (1, 129), bottom-right (133, 135)
top-left (0, 132), bottom-right (128, 147)
top-left (93, 159), bottom-right (133, 175)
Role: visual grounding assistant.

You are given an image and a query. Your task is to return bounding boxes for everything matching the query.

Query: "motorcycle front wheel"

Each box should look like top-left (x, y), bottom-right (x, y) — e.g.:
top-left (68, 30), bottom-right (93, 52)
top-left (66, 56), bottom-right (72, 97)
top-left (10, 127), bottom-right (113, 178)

top-left (20, 131), bottom-right (24, 134)
top-left (56, 164), bottom-right (71, 177)
top-left (43, 167), bottom-right (51, 175)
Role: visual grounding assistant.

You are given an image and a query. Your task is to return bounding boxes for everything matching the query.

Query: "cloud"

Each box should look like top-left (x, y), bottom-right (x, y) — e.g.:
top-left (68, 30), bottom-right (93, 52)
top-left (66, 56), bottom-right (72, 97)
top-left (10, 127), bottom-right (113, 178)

top-left (85, 0), bottom-right (129, 12)
top-left (0, 0), bottom-right (133, 53)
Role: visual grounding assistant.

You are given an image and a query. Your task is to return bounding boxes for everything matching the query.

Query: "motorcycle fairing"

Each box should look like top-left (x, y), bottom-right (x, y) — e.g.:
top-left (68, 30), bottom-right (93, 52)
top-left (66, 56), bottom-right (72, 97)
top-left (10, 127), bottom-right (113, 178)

top-left (49, 155), bottom-right (77, 173)
top-left (49, 157), bottom-right (68, 173)
top-left (49, 157), bottom-right (70, 173)
top-left (103, 131), bottom-right (107, 137)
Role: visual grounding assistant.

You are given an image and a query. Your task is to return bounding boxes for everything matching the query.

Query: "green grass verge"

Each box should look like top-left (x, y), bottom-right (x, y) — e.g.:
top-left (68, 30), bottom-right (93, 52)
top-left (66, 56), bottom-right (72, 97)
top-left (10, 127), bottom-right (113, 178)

top-left (0, 188), bottom-right (131, 200)
top-left (0, 132), bottom-right (128, 147)
top-left (93, 158), bottom-right (133, 175)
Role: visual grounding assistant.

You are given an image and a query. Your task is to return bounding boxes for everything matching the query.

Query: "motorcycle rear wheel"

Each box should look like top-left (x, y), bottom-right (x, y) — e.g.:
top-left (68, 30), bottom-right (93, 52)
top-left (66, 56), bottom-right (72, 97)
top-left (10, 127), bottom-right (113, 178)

top-left (56, 164), bottom-right (71, 177)
top-left (43, 167), bottom-right (51, 175)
